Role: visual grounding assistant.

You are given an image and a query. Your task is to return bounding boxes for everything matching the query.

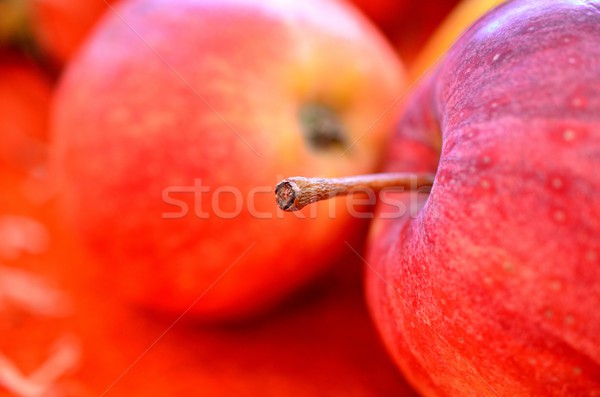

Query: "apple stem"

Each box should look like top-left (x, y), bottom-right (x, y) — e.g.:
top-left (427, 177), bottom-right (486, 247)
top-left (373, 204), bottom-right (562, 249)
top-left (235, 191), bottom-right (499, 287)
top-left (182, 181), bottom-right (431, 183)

top-left (274, 172), bottom-right (435, 211)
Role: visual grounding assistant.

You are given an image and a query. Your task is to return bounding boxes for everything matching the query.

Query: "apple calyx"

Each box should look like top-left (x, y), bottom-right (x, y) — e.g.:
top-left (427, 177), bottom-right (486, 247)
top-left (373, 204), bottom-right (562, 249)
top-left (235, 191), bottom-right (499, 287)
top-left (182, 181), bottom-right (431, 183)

top-left (298, 104), bottom-right (348, 151)
top-left (275, 172), bottom-right (436, 211)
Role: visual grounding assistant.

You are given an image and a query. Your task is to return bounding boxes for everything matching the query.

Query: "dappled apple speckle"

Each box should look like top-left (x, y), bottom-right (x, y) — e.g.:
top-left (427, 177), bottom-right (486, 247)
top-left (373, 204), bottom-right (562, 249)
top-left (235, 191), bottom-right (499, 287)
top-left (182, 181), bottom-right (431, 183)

top-left (548, 280), bottom-right (562, 292)
top-left (570, 96), bottom-right (587, 109)
top-left (549, 176), bottom-right (565, 191)
top-left (552, 209), bottom-right (567, 223)
top-left (550, 124), bottom-right (590, 145)
top-left (563, 129), bottom-right (576, 141)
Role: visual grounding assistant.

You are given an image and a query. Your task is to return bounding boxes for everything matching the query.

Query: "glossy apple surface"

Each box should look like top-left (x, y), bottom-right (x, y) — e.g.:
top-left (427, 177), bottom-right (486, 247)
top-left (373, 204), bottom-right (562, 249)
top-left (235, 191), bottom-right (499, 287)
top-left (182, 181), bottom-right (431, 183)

top-left (367, 0), bottom-right (600, 395)
top-left (50, 0), bottom-right (405, 321)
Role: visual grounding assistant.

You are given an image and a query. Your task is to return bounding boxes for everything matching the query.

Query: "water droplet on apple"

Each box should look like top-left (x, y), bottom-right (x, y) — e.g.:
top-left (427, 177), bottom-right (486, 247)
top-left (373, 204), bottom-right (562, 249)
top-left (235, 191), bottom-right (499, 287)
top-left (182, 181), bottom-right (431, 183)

top-left (527, 26), bottom-right (535, 32)
top-left (492, 53), bottom-right (501, 62)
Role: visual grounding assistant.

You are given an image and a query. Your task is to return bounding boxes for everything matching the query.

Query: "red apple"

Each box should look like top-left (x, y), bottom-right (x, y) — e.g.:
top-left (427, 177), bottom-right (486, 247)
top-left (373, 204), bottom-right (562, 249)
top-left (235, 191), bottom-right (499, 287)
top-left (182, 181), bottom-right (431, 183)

top-left (50, 0), bottom-right (405, 321)
top-left (366, 0), bottom-right (600, 395)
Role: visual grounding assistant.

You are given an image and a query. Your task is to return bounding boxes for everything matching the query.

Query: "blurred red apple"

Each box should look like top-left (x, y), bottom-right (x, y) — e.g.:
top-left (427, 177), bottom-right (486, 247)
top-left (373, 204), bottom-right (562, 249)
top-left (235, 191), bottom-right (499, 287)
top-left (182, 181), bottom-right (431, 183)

top-left (367, 0), bottom-right (600, 395)
top-left (50, 0), bottom-right (405, 321)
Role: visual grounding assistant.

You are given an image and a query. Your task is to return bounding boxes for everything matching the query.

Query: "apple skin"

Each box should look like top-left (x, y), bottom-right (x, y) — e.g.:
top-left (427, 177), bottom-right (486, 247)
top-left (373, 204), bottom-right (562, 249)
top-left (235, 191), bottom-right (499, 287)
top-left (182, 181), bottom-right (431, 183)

top-left (366, 0), bottom-right (600, 395)
top-left (51, 0), bottom-right (405, 321)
